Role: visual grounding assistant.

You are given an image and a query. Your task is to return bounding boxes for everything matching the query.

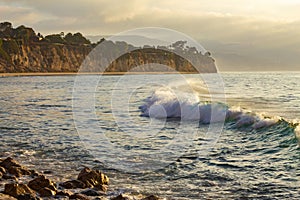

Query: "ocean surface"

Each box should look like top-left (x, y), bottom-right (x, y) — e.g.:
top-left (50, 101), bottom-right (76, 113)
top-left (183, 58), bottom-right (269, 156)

top-left (0, 72), bottom-right (299, 199)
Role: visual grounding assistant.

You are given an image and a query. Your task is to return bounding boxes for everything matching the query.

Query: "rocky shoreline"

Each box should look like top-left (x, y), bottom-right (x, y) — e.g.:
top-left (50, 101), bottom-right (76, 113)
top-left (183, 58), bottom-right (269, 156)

top-left (0, 157), bottom-right (162, 200)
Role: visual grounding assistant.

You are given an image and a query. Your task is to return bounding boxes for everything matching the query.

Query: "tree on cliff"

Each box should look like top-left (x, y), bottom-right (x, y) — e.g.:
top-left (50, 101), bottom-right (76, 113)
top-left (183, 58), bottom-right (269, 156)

top-left (64, 32), bottom-right (91, 45)
top-left (0, 22), bottom-right (12, 32)
top-left (44, 34), bottom-right (66, 44)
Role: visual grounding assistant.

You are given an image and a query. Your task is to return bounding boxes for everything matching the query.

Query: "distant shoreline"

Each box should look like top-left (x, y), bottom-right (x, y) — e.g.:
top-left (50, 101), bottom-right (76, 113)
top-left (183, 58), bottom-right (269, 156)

top-left (0, 72), bottom-right (201, 77)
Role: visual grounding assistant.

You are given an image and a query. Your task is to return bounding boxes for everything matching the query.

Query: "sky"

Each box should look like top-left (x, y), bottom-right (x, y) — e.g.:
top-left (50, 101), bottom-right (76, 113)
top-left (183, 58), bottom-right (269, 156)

top-left (0, 0), bottom-right (300, 71)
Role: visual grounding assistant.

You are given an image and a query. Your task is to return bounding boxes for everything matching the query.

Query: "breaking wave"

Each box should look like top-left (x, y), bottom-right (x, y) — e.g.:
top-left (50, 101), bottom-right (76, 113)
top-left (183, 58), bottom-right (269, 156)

top-left (139, 83), bottom-right (300, 143)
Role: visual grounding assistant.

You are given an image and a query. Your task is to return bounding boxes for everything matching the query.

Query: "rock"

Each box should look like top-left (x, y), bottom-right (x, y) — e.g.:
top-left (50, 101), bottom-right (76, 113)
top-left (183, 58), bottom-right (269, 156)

top-left (93, 197), bottom-right (108, 200)
top-left (142, 195), bottom-right (160, 200)
top-left (81, 189), bottom-right (105, 196)
top-left (0, 171), bottom-right (3, 179)
top-left (4, 183), bottom-right (35, 198)
top-left (2, 174), bottom-right (18, 181)
top-left (69, 193), bottom-right (90, 200)
top-left (0, 193), bottom-right (17, 200)
top-left (77, 167), bottom-right (109, 189)
top-left (111, 194), bottom-right (130, 200)
top-left (17, 194), bottom-right (39, 200)
top-left (0, 157), bottom-right (21, 169)
top-left (7, 166), bottom-right (31, 177)
top-left (28, 175), bottom-right (56, 192)
top-left (38, 188), bottom-right (56, 197)
top-left (55, 190), bottom-right (73, 197)
top-left (60, 179), bottom-right (86, 189)
top-left (29, 170), bottom-right (39, 178)
top-left (94, 184), bottom-right (108, 192)
top-left (0, 166), bottom-right (7, 173)
top-left (0, 158), bottom-right (31, 177)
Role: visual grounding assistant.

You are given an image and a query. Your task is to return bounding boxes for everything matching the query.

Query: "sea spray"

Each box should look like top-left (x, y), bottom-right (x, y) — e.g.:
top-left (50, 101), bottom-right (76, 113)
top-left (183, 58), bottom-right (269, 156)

top-left (294, 124), bottom-right (300, 145)
top-left (140, 84), bottom-right (300, 143)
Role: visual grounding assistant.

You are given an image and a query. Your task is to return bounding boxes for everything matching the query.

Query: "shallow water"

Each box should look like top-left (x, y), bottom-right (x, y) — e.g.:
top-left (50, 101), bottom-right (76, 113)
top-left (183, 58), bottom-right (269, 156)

top-left (0, 72), bottom-right (299, 199)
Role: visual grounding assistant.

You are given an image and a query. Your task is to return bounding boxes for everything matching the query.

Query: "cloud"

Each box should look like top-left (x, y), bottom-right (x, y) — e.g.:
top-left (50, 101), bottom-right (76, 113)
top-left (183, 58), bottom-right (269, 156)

top-left (0, 0), bottom-right (299, 70)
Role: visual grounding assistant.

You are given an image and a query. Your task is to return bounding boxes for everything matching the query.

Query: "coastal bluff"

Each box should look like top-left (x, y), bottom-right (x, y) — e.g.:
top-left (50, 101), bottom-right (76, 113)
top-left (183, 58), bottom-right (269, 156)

top-left (0, 22), bottom-right (217, 73)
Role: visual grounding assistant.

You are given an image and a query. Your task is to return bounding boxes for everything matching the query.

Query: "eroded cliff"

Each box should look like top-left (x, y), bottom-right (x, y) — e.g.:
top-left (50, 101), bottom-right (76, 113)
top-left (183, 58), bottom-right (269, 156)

top-left (0, 22), bottom-right (217, 73)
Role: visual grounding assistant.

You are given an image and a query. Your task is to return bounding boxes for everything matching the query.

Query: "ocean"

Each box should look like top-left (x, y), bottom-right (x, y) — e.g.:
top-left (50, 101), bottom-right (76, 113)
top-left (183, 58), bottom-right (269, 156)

top-left (0, 72), bottom-right (299, 199)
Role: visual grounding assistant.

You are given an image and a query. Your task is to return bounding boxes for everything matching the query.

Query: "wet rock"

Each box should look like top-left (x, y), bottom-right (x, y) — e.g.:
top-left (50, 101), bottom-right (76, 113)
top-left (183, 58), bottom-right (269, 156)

top-left (38, 188), bottom-right (56, 197)
top-left (142, 195), bottom-right (160, 200)
top-left (56, 190), bottom-right (73, 197)
top-left (93, 197), bottom-right (108, 200)
top-left (0, 193), bottom-right (17, 200)
top-left (0, 166), bottom-right (7, 174)
top-left (28, 175), bottom-right (56, 192)
top-left (60, 179), bottom-right (86, 189)
top-left (0, 158), bottom-right (31, 177)
top-left (81, 189), bottom-right (105, 196)
top-left (17, 194), bottom-right (39, 200)
top-left (69, 193), bottom-right (90, 200)
top-left (0, 157), bottom-right (21, 169)
top-left (77, 167), bottom-right (109, 190)
top-left (94, 184), bottom-right (108, 192)
top-left (29, 170), bottom-right (39, 178)
top-left (111, 194), bottom-right (130, 200)
top-left (4, 183), bottom-right (35, 198)
top-left (7, 166), bottom-right (31, 177)
top-left (2, 174), bottom-right (18, 181)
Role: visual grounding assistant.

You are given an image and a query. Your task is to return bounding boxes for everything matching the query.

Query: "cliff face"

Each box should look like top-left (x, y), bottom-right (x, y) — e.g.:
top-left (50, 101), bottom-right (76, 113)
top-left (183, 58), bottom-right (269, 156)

top-left (0, 22), bottom-right (217, 73)
top-left (107, 48), bottom-right (216, 73)
top-left (0, 42), bottom-right (92, 73)
top-left (0, 42), bottom-right (217, 73)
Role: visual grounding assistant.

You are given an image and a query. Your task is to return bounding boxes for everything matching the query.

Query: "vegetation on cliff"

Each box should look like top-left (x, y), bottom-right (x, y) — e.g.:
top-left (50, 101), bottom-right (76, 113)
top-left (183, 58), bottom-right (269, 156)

top-left (0, 22), bottom-right (217, 73)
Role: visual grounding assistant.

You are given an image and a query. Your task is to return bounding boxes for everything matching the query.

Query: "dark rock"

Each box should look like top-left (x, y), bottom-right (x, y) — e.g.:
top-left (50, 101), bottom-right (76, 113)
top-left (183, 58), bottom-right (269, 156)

top-left (2, 174), bottom-right (18, 181)
top-left (93, 198), bottom-right (107, 200)
top-left (4, 183), bottom-right (35, 198)
top-left (111, 194), bottom-right (130, 200)
top-left (77, 167), bottom-right (109, 190)
top-left (60, 179), bottom-right (86, 189)
top-left (0, 192), bottom-right (17, 200)
top-left (43, 170), bottom-right (52, 174)
top-left (94, 184), bottom-right (108, 192)
top-left (7, 166), bottom-right (31, 177)
top-left (55, 190), bottom-right (73, 197)
top-left (69, 193), bottom-right (90, 200)
top-left (142, 195), bottom-right (160, 200)
top-left (0, 166), bottom-right (7, 174)
top-left (17, 194), bottom-right (39, 200)
top-left (0, 158), bottom-right (31, 178)
top-left (38, 188), bottom-right (56, 197)
top-left (47, 184), bottom-right (56, 191)
top-left (0, 157), bottom-right (21, 169)
top-left (81, 189), bottom-right (105, 196)
top-left (28, 175), bottom-right (56, 192)
top-left (29, 170), bottom-right (39, 178)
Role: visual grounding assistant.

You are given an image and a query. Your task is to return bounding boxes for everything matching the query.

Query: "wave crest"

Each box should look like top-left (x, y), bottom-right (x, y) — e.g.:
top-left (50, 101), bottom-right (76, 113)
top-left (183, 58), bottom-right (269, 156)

top-left (139, 86), bottom-right (299, 142)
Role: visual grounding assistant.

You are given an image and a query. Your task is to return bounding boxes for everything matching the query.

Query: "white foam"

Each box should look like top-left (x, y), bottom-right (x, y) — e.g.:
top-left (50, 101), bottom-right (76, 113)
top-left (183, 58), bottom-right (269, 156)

top-left (252, 118), bottom-right (278, 129)
top-left (140, 86), bottom-right (228, 123)
top-left (140, 86), bottom-right (285, 130)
